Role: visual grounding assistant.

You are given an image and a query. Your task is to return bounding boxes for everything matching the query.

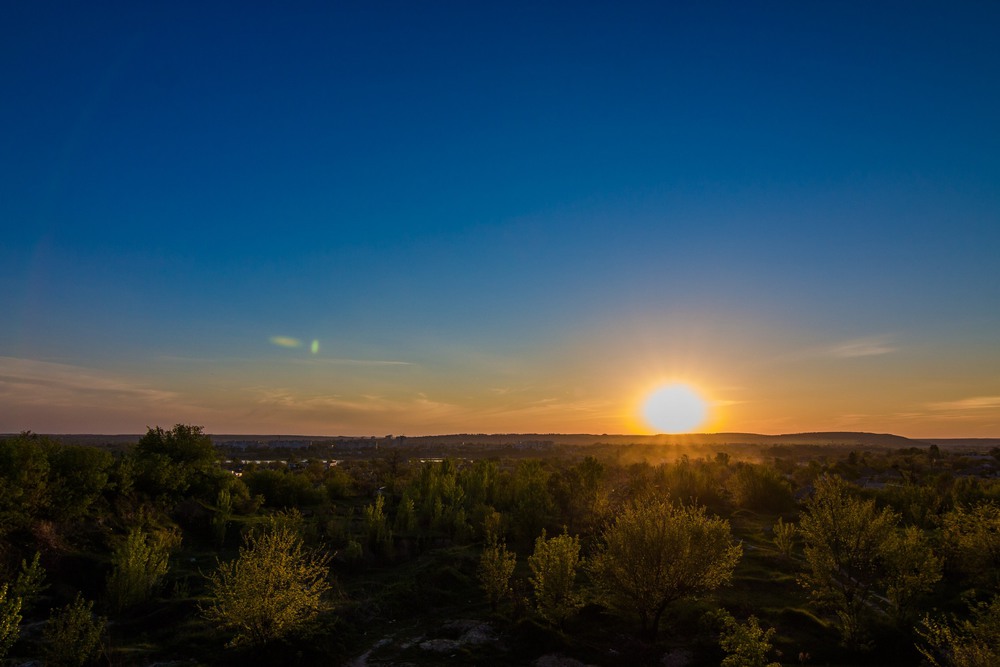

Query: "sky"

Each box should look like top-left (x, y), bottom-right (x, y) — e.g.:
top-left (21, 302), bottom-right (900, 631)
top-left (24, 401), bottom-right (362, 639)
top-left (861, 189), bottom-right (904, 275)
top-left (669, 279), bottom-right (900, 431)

top-left (2, 1), bottom-right (999, 437)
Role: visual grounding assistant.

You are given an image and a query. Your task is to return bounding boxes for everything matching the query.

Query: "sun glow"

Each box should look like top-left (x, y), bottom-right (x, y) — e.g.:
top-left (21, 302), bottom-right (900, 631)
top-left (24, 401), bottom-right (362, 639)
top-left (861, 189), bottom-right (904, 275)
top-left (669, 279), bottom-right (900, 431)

top-left (641, 383), bottom-right (709, 434)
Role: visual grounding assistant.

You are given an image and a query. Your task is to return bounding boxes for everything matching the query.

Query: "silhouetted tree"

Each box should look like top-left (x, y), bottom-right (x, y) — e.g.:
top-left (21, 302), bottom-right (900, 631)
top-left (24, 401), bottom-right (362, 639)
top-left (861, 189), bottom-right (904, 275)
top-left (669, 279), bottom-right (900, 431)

top-left (133, 424), bottom-right (220, 499)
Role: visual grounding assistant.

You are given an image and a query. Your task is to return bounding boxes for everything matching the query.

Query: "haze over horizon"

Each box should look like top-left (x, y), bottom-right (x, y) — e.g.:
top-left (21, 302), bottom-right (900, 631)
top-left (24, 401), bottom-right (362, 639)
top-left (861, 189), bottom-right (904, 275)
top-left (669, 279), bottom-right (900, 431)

top-left (2, 3), bottom-right (998, 438)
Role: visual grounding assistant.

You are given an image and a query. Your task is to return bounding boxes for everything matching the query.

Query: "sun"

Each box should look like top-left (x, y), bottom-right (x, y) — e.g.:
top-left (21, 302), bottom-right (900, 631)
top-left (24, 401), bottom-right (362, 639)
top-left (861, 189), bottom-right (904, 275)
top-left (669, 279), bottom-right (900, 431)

top-left (641, 383), bottom-right (709, 434)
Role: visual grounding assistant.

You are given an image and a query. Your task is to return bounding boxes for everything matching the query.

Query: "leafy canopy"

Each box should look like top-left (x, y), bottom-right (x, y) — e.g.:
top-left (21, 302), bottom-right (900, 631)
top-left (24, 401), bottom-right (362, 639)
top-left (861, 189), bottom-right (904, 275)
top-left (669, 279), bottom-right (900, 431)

top-left (203, 518), bottom-right (332, 646)
top-left (590, 498), bottom-right (741, 638)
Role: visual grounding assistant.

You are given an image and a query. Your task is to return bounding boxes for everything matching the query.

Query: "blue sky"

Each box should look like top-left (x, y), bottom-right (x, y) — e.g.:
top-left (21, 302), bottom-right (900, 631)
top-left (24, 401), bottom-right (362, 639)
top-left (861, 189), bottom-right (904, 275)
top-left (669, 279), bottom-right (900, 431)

top-left (2, 2), bottom-right (999, 436)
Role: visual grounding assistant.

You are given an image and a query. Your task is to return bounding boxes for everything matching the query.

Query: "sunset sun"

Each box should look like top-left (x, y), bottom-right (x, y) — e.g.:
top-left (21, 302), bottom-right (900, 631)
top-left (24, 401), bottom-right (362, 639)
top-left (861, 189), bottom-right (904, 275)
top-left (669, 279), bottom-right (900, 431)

top-left (642, 383), bottom-right (709, 434)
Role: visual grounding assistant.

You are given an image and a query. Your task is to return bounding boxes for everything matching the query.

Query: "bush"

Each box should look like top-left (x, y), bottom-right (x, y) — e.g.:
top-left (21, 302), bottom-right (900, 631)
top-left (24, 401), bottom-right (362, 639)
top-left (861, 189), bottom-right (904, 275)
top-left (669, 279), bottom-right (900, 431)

top-left (772, 518), bottom-right (796, 558)
top-left (42, 594), bottom-right (106, 667)
top-left (717, 611), bottom-right (781, 667)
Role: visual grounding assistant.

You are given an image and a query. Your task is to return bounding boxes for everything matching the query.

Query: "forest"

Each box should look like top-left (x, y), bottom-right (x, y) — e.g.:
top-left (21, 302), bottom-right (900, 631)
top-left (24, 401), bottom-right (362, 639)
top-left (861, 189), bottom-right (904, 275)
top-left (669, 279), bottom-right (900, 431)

top-left (2, 426), bottom-right (999, 666)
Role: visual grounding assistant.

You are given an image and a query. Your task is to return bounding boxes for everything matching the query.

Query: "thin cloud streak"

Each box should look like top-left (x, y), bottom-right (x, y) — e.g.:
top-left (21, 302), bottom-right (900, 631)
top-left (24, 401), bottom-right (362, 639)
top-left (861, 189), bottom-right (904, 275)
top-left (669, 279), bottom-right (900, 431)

top-left (827, 336), bottom-right (897, 358)
top-left (251, 388), bottom-right (459, 418)
top-left (289, 358), bottom-right (414, 367)
top-left (0, 356), bottom-right (176, 407)
top-left (928, 396), bottom-right (1000, 412)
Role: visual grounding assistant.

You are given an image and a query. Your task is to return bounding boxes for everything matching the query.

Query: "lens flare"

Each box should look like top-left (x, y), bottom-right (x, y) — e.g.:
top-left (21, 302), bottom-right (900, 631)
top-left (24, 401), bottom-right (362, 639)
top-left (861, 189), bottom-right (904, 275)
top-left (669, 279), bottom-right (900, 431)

top-left (270, 336), bottom-right (302, 348)
top-left (310, 339), bottom-right (320, 354)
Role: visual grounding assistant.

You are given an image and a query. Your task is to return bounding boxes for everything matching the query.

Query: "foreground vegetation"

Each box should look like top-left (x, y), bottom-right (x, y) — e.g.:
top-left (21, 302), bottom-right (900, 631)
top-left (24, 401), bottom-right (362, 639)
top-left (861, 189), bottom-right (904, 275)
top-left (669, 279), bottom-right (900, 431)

top-left (2, 426), bottom-right (999, 665)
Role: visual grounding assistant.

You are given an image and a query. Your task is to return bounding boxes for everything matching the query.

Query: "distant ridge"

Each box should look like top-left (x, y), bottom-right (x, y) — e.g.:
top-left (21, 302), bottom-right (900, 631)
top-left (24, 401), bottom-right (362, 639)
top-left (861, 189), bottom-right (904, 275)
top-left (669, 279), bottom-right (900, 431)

top-left (386, 431), bottom-right (930, 448)
top-left (922, 438), bottom-right (1000, 447)
top-left (8, 431), bottom-right (997, 448)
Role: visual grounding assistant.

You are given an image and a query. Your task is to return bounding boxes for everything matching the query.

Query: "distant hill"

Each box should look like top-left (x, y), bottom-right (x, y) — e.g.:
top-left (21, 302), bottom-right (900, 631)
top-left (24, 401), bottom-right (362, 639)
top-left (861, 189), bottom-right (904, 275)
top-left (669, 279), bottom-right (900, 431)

top-left (389, 431), bottom-right (930, 448)
top-left (8, 431), bottom-right (994, 449)
top-left (923, 438), bottom-right (1000, 448)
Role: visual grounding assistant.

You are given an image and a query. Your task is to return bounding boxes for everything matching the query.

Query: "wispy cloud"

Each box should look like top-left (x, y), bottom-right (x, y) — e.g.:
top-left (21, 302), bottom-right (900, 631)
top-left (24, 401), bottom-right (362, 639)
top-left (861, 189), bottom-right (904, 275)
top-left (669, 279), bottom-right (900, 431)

top-left (827, 336), bottom-right (896, 358)
top-left (0, 356), bottom-right (176, 407)
top-left (711, 399), bottom-right (745, 407)
top-left (467, 394), bottom-right (619, 425)
top-left (289, 358), bottom-right (414, 367)
top-left (928, 396), bottom-right (1000, 412)
top-left (251, 388), bottom-right (458, 420)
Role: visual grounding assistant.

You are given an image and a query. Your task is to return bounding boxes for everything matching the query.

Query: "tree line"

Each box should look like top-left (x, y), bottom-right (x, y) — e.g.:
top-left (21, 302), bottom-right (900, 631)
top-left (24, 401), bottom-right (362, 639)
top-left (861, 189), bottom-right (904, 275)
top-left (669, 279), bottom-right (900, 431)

top-left (2, 426), bottom-right (999, 665)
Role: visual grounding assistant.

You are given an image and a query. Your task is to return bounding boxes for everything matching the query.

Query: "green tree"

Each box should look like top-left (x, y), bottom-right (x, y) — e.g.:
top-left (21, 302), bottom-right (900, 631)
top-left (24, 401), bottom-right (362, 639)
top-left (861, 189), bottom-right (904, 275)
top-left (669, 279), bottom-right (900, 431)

top-left (41, 593), bottom-right (106, 667)
top-left (548, 456), bottom-right (608, 536)
top-left (528, 529), bottom-right (583, 627)
top-left (917, 595), bottom-right (1000, 667)
top-left (590, 499), bottom-right (742, 638)
top-left (244, 468), bottom-right (325, 508)
top-left (478, 510), bottom-right (516, 612)
top-left (727, 463), bottom-right (794, 512)
top-left (12, 552), bottom-right (47, 612)
top-left (133, 424), bottom-right (219, 498)
top-left (0, 583), bottom-right (21, 661)
top-left (882, 525), bottom-right (941, 625)
top-left (106, 526), bottom-right (175, 613)
top-left (512, 460), bottom-right (554, 542)
top-left (459, 460), bottom-right (503, 535)
top-left (406, 459), bottom-right (470, 539)
top-left (135, 424), bottom-right (218, 469)
top-left (394, 495), bottom-right (418, 534)
top-left (660, 457), bottom-right (725, 510)
top-left (717, 611), bottom-right (782, 667)
top-left (0, 433), bottom-right (51, 536)
top-left (362, 494), bottom-right (393, 558)
top-left (203, 523), bottom-right (332, 646)
top-left (797, 475), bottom-right (898, 648)
top-left (941, 503), bottom-right (1000, 593)
top-left (46, 444), bottom-right (112, 522)
top-left (212, 488), bottom-right (233, 547)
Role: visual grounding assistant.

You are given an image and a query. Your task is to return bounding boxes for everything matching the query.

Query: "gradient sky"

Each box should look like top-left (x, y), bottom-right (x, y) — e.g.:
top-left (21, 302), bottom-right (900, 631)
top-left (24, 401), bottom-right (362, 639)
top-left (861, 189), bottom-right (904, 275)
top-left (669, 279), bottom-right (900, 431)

top-left (2, 2), bottom-right (999, 437)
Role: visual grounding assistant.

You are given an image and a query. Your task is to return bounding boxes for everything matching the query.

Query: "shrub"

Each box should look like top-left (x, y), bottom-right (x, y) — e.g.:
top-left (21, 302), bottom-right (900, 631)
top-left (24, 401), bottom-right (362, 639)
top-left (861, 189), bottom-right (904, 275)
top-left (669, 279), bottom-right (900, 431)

top-left (42, 594), bottom-right (106, 667)
top-left (772, 518), bottom-right (796, 558)
top-left (717, 611), bottom-right (781, 667)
